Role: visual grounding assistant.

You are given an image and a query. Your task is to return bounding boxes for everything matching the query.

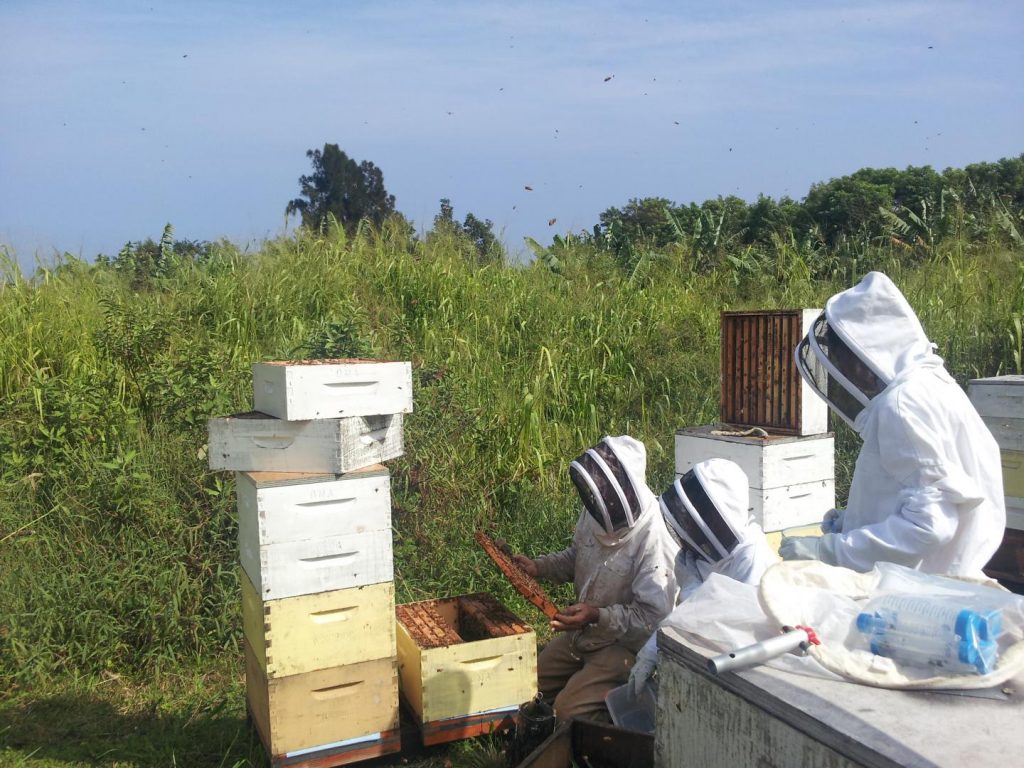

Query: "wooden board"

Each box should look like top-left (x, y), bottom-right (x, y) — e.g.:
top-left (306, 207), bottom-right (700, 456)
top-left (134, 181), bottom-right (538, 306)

top-left (236, 467), bottom-right (391, 548)
top-left (968, 375), bottom-right (1024, 418)
top-left (253, 359), bottom-right (413, 421)
top-left (675, 426), bottom-right (834, 488)
top-left (475, 531), bottom-right (560, 619)
top-left (240, 528), bottom-right (393, 601)
top-left (245, 641), bottom-right (399, 758)
top-left (396, 594), bottom-right (538, 724)
top-left (256, 728), bottom-right (401, 768)
top-left (242, 570), bottom-right (396, 678)
top-left (656, 626), bottom-right (1024, 768)
top-left (1007, 498), bottom-right (1024, 532)
top-left (208, 411), bottom-right (403, 473)
top-left (416, 707), bottom-right (518, 747)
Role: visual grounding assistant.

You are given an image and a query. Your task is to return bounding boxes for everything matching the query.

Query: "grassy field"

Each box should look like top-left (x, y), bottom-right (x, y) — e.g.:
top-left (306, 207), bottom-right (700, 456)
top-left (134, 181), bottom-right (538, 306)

top-left (1, 222), bottom-right (1022, 766)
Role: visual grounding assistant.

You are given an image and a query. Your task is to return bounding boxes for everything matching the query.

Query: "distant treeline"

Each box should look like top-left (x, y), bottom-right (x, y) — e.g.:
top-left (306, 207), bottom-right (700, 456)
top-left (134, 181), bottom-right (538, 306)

top-left (594, 154), bottom-right (1023, 267)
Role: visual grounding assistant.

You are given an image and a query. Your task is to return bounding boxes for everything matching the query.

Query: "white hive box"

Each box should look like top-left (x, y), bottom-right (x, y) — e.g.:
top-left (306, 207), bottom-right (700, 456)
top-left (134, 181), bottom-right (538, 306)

top-left (207, 411), bottom-right (402, 473)
top-left (675, 426), bottom-right (834, 532)
top-left (242, 570), bottom-right (396, 678)
top-left (241, 528), bottom-right (393, 601)
top-left (253, 359), bottom-right (413, 421)
top-left (236, 466), bottom-right (391, 547)
top-left (396, 594), bottom-right (537, 743)
top-left (245, 640), bottom-right (400, 759)
top-left (968, 375), bottom-right (1024, 452)
top-left (969, 376), bottom-right (1024, 531)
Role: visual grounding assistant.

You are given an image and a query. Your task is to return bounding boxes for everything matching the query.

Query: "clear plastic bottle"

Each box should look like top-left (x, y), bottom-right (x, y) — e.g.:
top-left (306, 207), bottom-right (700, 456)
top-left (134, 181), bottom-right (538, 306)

top-left (855, 595), bottom-right (1002, 675)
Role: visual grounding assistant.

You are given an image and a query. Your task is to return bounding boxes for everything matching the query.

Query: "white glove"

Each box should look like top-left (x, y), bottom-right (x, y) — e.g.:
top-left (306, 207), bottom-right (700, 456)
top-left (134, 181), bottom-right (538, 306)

top-left (629, 638), bottom-right (658, 695)
top-left (820, 508), bottom-right (845, 534)
top-left (780, 534), bottom-right (837, 564)
top-left (779, 535), bottom-right (821, 561)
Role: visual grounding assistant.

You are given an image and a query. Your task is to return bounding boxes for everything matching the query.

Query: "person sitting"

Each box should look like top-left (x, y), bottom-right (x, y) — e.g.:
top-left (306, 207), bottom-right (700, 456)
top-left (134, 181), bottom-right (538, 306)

top-left (513, 435), bottom-right (677, 723)
top-left (628, 458), bottom-right (778, 695)
top-left (781, 270), bottom-right (1005, 577)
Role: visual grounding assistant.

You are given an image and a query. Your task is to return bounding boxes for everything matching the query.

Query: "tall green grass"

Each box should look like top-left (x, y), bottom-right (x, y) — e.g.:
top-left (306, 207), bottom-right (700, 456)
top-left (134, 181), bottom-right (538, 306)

top-left (1, 228), bottom-right (1022, 765)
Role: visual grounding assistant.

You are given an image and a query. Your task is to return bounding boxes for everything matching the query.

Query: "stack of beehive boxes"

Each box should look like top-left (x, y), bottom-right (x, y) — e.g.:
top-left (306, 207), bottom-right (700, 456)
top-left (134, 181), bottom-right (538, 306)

top-left (968, 375), bottom-right (1024, 588)
top-left (675, 310), bottom-right (835, 544)
top-left (208, 359), bottom-right (412, 767)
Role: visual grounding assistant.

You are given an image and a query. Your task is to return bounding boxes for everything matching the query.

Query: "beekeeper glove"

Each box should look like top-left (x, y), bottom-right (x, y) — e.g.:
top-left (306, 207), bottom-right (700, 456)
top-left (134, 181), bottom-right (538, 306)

top-left (820, 508), bottom-right (846, 534)
top-left (629, 635), bottom-right (658, 696)
top-left (779, 534), bottom-right (837, 564)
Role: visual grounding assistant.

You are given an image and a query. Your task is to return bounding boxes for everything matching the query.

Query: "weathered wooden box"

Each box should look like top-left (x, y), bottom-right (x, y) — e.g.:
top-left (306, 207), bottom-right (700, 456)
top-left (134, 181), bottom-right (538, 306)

top-left (675, 426), bottom-right (835, 532)
top-left (396, 593), bottom-right (538, 744)
top-left (207, 411), bottom-right (403, 473)
top-left (245, 640), bottom-right (399, 760)
top-left (240, 527), bottom-right (394, 601)
top-left (655, 626), bottom-right (1024, 768)
top-left (969, 375), bottom-right (1024, 452)
top-left (516, 719), bottom-right (653, 768)
top-left (720, 309), bottom-right (827, 436)
top-left (236, 466), bottom-right (391, 549)
top-left (242, 569), bottom-right (396, 678)
top-left (253, 359), bottom-right (413, 421)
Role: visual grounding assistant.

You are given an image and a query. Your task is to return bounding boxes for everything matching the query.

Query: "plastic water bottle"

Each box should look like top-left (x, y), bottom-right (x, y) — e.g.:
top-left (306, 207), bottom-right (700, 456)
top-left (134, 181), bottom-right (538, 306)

top-left (855, 594), bottom-right (1002, 675)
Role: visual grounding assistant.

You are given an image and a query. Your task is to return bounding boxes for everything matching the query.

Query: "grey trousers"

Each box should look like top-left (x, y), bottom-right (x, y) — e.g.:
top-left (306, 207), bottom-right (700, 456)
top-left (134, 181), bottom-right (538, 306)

top-left (537, 632), bottom-right (636, 723)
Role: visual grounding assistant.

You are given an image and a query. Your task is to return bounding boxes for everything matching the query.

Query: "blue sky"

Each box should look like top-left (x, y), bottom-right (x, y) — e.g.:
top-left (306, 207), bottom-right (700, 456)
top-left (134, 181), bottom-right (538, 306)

top-left (1, 0), bottom-right (1022, 268)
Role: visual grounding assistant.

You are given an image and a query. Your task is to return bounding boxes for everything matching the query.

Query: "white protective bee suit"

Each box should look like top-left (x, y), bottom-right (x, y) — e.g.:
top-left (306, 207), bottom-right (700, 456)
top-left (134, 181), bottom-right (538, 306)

top-left (530, 435), bottom-right (677, 722)
top-left (783, 271), bottom-right (1005, 577)
top-left (629, 458), bottom-right (778, 694)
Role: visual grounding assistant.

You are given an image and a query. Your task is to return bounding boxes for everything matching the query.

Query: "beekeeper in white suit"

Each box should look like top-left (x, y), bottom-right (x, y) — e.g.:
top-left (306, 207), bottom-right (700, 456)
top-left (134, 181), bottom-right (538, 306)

top-left (629, 458), bottom-right (778, 694)
top-left (512, 435), bottom-right (677, 723)
top-left (781, 271), bottom-right (1005, 577)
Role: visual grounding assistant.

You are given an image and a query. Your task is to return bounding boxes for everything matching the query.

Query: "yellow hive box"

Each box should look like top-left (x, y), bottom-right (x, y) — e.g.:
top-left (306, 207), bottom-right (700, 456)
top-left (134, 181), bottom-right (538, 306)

top-left (1003, 449), bottom-right (1024, 499)
top-left (396, 593), bottom-right (537, 738)
top-left (245, 640), bottom-right (399, 758)
top-left (241, 568), bottom-right (396, 678)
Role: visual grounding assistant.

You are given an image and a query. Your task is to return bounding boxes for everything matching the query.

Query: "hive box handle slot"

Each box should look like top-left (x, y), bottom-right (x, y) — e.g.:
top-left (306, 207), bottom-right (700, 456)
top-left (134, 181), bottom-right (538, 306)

top-left (296, 497), bottom-right (356, 509)
top-left (310, 607), bottom-right (359, 624)
top-left (323, 381), bottom-right (377, 392)
top-left (310, 681), bottom-right (362, 700)
top-left (299, 551), bottom-right (359, 565)
top-left (360, 428), bottom-right (390, 445)
top-left (251, 435), bottom-right (295, 450)
top-left (457, 655), bottom-right (504, 670)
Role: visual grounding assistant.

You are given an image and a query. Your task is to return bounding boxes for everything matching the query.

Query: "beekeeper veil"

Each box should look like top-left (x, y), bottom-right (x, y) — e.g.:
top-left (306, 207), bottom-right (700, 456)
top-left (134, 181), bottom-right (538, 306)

top-left (795, 271), bottom-right (938, 430)
top-left (659, 458), bottom-right (753, 563)
top-left (569, 435), bottom-right (656, 534)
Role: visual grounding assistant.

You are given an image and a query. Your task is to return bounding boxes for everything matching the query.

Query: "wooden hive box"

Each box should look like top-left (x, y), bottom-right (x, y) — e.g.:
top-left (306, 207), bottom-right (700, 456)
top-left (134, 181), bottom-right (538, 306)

top-left (396, 593), bottom-right (538, 745)
top-left (236, 466), bottom-right (391, 547)
top-left (242, 569), bottom-right (396, 679)
top-left (720, 309), bottom-right (827, 436)
top-left (675, 426), bottom-right (835, 532)
top-left (970, 375), bottom-right (1024, 532)
top-left (245, 640), bottom-right (400, 762)
top-left (253, 359), bottom-right (413, 421)
top-left (207, 411), bottom-right (403, 473)
top-left (968, 375), bottom-right (1024, 452)
top-left (240, 527), bottom-right (393, 602)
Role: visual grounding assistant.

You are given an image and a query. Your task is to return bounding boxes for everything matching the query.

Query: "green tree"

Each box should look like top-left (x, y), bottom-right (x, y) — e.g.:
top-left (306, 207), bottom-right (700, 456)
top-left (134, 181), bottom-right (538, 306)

top-left (429, 198), bottom-right (504, 264)
top-left (802, 176), bottom-right (894, 244)
top-left (286, 143), bottom-right (396, 231)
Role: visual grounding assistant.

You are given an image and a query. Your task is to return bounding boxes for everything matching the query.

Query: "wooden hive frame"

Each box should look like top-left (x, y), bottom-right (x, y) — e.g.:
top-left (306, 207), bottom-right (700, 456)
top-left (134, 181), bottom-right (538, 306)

top-left (720, 309), bottom-right (823, 436)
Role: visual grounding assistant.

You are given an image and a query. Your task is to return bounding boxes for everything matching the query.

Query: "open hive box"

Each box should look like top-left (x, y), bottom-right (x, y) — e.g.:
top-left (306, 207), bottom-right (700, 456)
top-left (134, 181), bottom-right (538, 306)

top-left (396, 593), bottom-right (538, 745)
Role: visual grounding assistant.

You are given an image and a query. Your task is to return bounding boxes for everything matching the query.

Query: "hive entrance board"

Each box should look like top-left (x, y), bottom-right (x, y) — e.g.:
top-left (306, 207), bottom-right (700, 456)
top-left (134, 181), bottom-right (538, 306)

top-left (396, 593), bottom-right (531, 649)
top-left (475, 531), bottom-right (560, 619)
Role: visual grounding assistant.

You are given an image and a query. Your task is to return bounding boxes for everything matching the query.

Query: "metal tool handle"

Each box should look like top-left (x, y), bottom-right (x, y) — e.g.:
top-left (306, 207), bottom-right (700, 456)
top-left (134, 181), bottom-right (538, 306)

top-left (708, 628), bottom-right (811, 675)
